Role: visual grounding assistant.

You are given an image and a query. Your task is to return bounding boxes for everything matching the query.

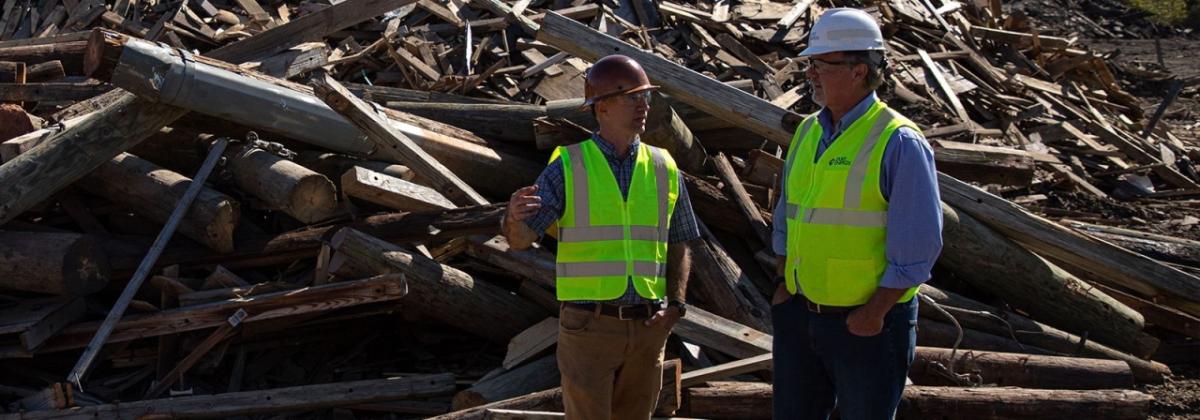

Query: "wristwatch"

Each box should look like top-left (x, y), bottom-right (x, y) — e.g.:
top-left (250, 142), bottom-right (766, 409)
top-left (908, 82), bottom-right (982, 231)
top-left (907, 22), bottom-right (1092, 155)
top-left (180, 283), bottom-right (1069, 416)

top-left (667, 301), bottom-right (688, 317)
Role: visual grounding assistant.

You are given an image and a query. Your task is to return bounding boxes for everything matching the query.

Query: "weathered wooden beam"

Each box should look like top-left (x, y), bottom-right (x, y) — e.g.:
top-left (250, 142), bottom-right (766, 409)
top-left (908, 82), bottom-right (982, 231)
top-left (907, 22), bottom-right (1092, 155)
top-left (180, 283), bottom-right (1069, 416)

top-left (1, 273), bottom-right (407, 357)
top-left (536, 11), bottom-right (801, 145)
top-left (0, 92), bottom-right (186, 225)
top-left (453, 354), bottom-right (559, 410)
top-left (0, 374), bottom-right (455, 419)
top-left (918, 49), bottom-right (972, 124)
top-left (143, 308), bottom-right (246, 399)
top-left (502, 317), bottom-right (557, 370)
top-left (938, 173), bottom-right (1200, 318)
top-left (0, 297), bottom-right (85, 351)
top-left (384, 101), bottom-right (546, 144)
top-left (312, 72), bottom-right (489, 206)
top-left (711, 153), bottom-right (770, 245)
top-left (0, 82), bottom-right (110, 103)
top-left (328, 227), bottom-right (543, 343)
top-left (342, 166), bottom-right (456, 212)
top-left (0, 39), bottom-right (86, 74)
top-left (688, 223), bottom-right (773, 333)
top-left (932, 140), bottom-right (1035, 187)
top-left (939, 203), bottom-right (1157, 357)
top-left (205, 0), bottom-right (419, 64)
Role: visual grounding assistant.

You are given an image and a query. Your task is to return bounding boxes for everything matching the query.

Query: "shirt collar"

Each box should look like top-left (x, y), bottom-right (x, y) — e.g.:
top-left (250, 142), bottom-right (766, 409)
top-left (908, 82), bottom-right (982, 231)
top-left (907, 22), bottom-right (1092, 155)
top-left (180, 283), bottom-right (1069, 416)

top-left (592, 132), bottom-right (641, 161)
top-left (817, 91), bottom-right (879, 137)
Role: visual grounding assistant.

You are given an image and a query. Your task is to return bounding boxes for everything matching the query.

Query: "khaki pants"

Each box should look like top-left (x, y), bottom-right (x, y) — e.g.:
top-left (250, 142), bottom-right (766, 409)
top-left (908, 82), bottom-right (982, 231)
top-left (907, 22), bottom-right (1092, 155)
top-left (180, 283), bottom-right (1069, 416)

top-left (557, 304), bottom-right (672, 420)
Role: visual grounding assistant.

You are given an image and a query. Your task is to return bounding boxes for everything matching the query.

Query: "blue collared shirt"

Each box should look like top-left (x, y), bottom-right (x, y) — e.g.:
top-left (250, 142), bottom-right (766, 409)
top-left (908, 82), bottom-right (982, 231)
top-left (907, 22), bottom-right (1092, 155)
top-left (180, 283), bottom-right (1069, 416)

top-left (771, 92), bottom-right (943, 290)
top-left (523, 134), bottom-right (701, 304)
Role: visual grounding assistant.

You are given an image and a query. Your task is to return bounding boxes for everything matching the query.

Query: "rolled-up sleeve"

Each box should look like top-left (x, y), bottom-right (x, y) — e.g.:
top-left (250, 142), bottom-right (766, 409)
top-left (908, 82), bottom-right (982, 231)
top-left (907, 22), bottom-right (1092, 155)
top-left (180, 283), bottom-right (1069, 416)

top-left (879, 127), bottom-right (943, 289)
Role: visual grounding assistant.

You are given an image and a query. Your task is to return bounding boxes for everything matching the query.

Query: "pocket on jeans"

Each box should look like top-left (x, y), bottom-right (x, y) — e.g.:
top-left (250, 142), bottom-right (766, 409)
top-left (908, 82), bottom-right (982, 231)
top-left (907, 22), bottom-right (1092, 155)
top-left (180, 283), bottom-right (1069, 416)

top-left (559, 306), bottom-right (594, 333)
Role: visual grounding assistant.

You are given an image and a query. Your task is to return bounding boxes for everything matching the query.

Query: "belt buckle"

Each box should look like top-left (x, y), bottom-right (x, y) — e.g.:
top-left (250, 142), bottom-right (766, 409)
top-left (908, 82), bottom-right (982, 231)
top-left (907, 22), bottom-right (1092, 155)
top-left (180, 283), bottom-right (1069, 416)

top-left (807, 300), bottom-right (821, 314)
top-left (618, 305), bottom-right (633, 320)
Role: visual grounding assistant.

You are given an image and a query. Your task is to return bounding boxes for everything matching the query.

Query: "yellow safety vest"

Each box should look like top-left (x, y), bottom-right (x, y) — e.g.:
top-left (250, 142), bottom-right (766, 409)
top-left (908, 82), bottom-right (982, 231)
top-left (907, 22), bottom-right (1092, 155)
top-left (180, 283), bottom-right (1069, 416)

top-left (783, 100), bottom-right (921, 306)
top-left (552, 139), bottom-right (679, 301)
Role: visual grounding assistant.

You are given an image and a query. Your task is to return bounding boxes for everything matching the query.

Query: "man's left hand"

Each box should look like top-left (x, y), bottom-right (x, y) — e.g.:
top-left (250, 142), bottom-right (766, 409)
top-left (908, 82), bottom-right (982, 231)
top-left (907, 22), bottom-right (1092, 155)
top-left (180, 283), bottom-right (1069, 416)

top-left (644, 306), bottom-right (682, 329)
top-left (846, 307), bottom-right (885, 337)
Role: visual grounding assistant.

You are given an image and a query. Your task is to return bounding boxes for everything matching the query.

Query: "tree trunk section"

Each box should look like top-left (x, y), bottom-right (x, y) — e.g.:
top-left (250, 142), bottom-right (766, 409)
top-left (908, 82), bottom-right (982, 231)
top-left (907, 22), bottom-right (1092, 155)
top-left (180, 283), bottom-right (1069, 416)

top-left (224, 142), bottom-right (337, 223)
top-left (77, 152), bottom-right (240, 253)
top-left (678, 382), bottom-right (1152, 420)
top-left (910, 347), bottom-right (1134, 389)
top-left (0, 231), bottom-right (109, 295)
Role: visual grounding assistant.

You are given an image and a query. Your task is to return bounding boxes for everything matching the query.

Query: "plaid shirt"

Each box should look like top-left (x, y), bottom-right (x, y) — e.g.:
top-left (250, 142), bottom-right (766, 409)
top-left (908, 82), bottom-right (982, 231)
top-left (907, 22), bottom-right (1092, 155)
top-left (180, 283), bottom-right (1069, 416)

top-left (523, 134), bottom-right (701, 305)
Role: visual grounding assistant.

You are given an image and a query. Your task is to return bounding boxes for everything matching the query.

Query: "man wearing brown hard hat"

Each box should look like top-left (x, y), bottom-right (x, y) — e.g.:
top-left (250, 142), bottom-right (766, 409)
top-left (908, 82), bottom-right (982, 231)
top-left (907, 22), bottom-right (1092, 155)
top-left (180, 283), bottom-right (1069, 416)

top-left (500, 55), bottom-right (700, 419)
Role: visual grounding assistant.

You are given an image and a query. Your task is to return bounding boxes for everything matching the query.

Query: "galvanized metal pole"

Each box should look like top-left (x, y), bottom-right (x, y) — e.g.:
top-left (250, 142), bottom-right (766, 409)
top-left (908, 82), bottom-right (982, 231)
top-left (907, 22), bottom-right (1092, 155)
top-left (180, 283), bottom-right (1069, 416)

top-left (67, 137), bottom-right (231, 389)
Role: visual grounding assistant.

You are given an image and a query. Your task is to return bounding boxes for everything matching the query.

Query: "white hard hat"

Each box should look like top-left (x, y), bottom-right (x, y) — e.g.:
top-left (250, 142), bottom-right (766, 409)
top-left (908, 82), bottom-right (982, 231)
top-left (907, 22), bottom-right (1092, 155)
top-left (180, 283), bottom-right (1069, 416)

top-left (799, 8), bottom-right (885, 57)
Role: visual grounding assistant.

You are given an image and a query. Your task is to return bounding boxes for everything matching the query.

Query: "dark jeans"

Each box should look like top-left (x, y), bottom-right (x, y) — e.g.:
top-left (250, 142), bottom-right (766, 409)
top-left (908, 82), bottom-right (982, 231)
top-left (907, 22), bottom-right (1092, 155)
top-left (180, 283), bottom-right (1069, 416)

top-left (771, 295), bottom-right (918, 420)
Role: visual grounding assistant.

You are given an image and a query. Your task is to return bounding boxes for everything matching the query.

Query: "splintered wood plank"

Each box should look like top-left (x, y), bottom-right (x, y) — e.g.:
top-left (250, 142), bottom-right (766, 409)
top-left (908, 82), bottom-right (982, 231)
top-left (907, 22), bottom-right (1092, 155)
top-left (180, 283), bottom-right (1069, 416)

top-left (775, 0), bottom-right (814, 28)
top-left (0, 297), bottom-right (85, 351)
top-left (233, 0), bottom-right (272, 23)
top-left (311, 73), bottom-right (489, 206)
top-left (503, 317), bottom-right (558, 369)
top-left (207, 0), bottom-right (419, 64)
top-left (2, 274), bottom-right (408, 356)
top-left (387, 43), bottom-right (440, 81)
top-left (680, 352), bottom-right (772, 387)
top-left (519, 48), bottom-right (564, 78)
top-left (342, 166), bottom-right (456, 211)
top-left (917, 49), bottom-right (971, 125)
top-left (417, 0), bottom-right (462, 27)
top-left (533, 62), bottom-right (585, 101)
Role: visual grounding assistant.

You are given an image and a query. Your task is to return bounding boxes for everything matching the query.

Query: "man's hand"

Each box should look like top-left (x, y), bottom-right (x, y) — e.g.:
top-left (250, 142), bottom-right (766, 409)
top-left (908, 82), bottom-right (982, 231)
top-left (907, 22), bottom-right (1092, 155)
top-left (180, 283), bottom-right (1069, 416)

top-left (771, 282), bottom-right (791, 305)
top-left (506, 185), bottom-right (541, 223)
top-left (644, 306), bottom-right (682, 329)
top-left (846, 306), bottom-right (885, 337)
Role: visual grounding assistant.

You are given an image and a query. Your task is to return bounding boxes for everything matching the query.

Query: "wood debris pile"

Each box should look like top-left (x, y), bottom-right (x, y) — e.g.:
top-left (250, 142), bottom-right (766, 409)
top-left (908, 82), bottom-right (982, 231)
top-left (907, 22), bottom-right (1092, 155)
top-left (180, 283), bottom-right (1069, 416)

top-left (0, 0), bottom-right (1197, 418)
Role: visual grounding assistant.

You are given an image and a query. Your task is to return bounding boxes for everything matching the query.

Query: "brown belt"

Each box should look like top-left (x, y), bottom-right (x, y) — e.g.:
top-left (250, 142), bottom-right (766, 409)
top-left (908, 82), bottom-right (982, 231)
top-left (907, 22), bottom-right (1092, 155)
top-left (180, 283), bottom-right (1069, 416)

top-left (564, 302), bottom-right (657, 320)
top-left (801, 295), bottom-right (861, 315)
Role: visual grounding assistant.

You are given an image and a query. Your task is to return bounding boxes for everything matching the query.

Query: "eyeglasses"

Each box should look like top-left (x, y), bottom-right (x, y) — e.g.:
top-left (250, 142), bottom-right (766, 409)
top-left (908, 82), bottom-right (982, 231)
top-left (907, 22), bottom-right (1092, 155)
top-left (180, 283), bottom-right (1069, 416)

top-left (601, 90), bottom-right (653, 104)
top-left (797, 57), bottom-right (854, 75)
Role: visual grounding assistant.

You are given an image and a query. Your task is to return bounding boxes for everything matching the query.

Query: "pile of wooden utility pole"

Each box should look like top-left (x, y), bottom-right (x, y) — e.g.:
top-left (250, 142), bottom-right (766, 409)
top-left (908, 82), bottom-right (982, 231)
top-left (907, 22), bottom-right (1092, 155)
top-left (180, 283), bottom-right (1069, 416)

top-left (0, 0), bottom-right (1197, 418)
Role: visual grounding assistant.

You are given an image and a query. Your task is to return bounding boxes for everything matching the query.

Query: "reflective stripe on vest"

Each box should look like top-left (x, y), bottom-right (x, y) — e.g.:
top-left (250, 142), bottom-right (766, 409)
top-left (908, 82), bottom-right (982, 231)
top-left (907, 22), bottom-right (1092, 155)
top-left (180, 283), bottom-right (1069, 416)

top-left (783, 101), bottom-right (920, 306)
top-left (553, 139), bottom-right (678, 300)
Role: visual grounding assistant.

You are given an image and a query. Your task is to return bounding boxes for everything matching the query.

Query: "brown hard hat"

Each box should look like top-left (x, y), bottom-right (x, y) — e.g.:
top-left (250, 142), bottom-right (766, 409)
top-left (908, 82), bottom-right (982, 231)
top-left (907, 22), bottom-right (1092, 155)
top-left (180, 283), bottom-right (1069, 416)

top-left (583, 55), bottom-right (658, 107)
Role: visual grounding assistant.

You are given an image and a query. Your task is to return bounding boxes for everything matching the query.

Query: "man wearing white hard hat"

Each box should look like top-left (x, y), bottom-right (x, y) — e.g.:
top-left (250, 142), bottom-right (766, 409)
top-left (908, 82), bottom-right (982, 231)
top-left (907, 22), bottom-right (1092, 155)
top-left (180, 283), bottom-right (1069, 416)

top-left (769, 8), bottom-right (943, 419)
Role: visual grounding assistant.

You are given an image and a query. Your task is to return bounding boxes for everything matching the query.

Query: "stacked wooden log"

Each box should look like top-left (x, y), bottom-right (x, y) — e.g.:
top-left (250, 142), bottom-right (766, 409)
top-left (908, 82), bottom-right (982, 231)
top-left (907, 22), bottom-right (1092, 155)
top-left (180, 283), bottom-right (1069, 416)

top-left (0, 0), bottom-right (1197, 418)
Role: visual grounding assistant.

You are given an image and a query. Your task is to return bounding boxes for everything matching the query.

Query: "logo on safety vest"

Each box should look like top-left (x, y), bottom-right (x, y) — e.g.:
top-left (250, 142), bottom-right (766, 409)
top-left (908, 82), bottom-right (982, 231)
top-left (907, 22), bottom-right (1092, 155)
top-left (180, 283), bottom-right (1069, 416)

top-left (828, 156), bottom-right (852, 167)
